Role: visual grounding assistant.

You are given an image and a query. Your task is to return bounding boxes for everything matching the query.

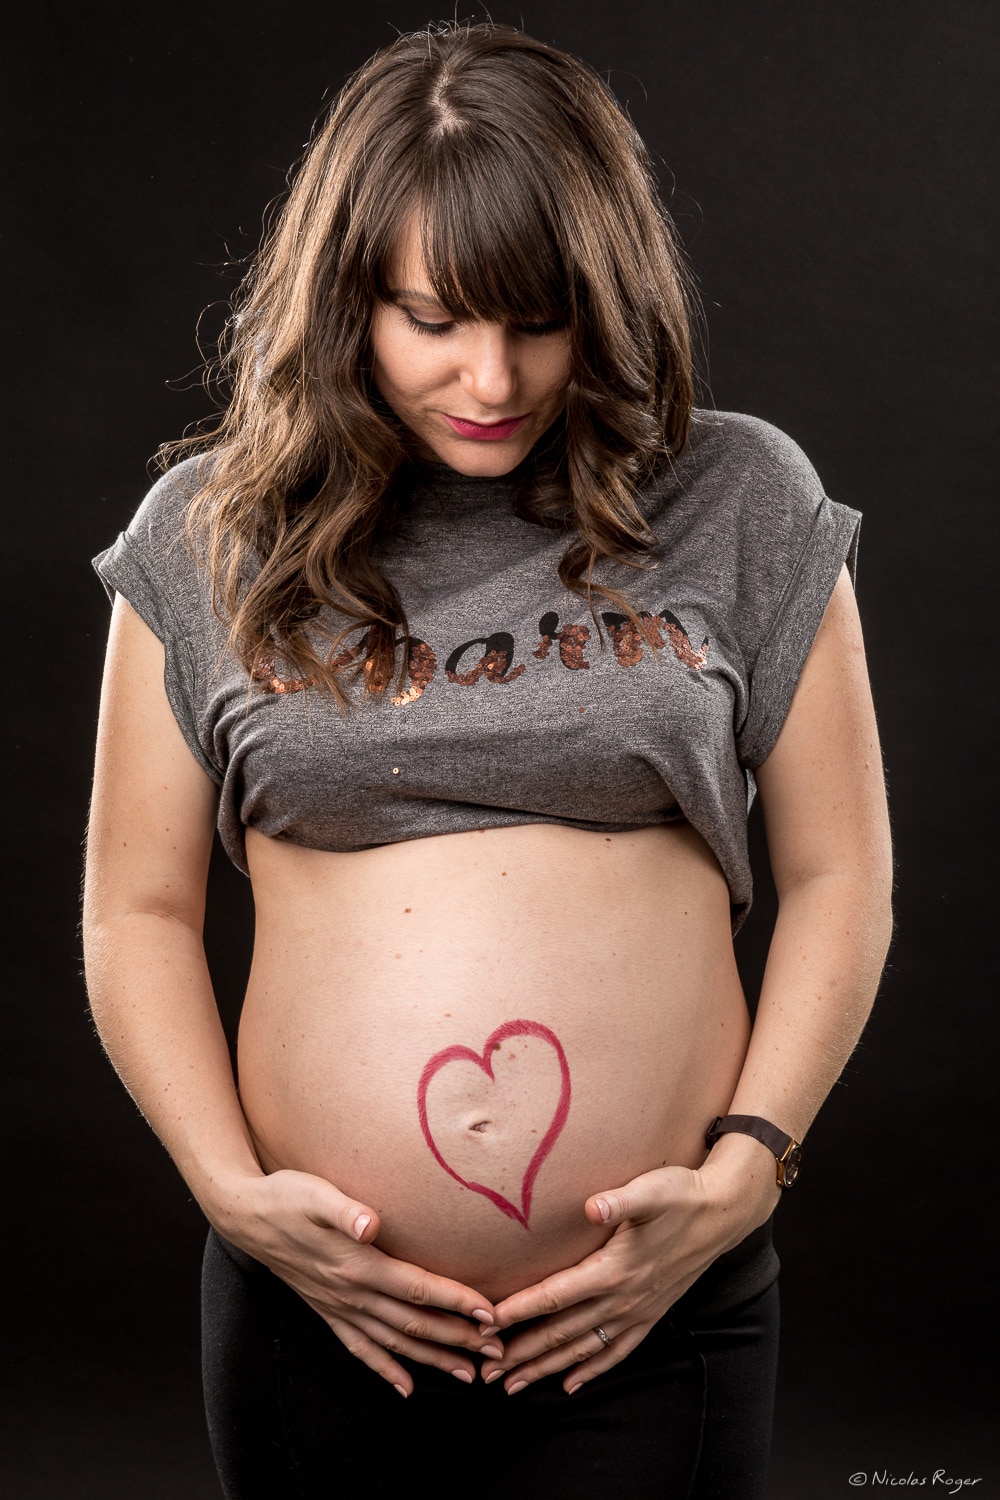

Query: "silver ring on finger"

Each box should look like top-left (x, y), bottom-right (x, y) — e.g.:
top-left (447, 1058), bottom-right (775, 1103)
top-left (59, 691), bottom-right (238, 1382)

top-left (593, 1325), bottom-right (612, 1348)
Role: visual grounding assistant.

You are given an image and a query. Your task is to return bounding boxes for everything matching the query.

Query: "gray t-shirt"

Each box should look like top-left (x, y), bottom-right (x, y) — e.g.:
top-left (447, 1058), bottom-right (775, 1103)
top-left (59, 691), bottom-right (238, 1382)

top-left (94, 410), bottom-right (860, 929)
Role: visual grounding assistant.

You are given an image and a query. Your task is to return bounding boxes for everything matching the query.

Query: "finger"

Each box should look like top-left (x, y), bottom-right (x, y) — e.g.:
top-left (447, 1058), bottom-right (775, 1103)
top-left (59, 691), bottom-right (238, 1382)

top-left (496, 1321), bottom-right (645, 1393)
top-left (325, 1315), bottom-right (414, 1397)
top-left (481, 1299), bottom-right (607, 1375)
top-left (585, 1165), bottom-right (687, 1229)
top-left (493, 1252), bottom-right (616, 1327)
top-left (333, 1308), bottom-right (482, 1384)
top-left (289, 1172), bottom-right (383, 1244)
top-left (356, 1290), bottom-right (504, 1356)
top-left (373, 1255), bottom-right (497, 1327)
top-left (563, 1324), bottom-right (652, 1394)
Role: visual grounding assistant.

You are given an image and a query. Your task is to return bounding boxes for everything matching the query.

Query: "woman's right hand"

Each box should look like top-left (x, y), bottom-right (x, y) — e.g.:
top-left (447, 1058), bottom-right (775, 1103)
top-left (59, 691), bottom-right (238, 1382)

top-left (85, 602), bottom-right (496, 1394)
top-left (85, 603), bottom-right (499, 1396)
top-left (208, 1168), bottom-right (502, 1395)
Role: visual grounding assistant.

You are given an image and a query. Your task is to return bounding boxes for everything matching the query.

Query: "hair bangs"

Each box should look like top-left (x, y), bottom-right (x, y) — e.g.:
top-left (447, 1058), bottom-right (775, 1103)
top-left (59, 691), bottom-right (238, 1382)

top-left (402, 141), bottom-right (572, 329)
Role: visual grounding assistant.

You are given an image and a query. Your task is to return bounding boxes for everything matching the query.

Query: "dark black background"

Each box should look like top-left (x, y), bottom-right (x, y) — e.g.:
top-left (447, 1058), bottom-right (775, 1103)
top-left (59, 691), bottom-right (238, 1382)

top-left (4, 2), bottom-right (997, 1495)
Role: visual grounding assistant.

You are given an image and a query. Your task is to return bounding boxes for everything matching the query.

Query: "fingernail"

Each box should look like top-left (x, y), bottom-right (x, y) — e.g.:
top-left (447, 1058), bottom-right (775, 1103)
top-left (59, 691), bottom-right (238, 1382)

top-left (472, 1308), bottom-right (493, 1323)
top-left (393, 1383), bottom-right (408, 1399)
top-left (567, 1382), bottom-right (583, 1396)
top-left (353, 1214), bottom-right (371, 1239)
top-left (483, 1368), bottom-right (504, 1384)
top-left (451, 1369), bottom-right (474, 1384)
top-left (477, 1323), bottom-right (501, 1337)
top-left (507, 1380), bottom-right (529, 1396)
top-left (595, 1197), bottom-right (611, 1222)
top-left (480, 1342), bottom-right (503, 1359)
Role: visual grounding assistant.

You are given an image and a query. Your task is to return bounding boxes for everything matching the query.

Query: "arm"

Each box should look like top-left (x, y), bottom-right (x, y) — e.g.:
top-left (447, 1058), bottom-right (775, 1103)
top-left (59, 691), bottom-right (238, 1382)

top-left (83, 597), bottom-right (501, 1393)
top-left (710, 563), bottom-right (894, 1145)
top-left (484, 566), bottom-right (893, 1392)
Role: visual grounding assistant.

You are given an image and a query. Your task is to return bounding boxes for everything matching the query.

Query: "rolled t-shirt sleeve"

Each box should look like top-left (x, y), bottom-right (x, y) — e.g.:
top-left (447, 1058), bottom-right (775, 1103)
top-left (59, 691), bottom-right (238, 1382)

top-left (728, 422), bottom-right (862, 771)
top-left (92, 461), bottom-right (225, 785)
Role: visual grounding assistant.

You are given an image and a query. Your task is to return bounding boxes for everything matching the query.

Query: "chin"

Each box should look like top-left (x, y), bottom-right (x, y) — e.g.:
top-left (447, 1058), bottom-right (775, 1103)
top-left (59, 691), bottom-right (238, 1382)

top-left (431, 440), bottom-right (534, 477)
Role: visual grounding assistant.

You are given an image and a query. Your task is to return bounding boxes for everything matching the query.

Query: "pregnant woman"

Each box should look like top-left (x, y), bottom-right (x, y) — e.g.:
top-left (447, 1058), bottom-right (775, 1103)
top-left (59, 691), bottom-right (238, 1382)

top-left (83, 22), bottom-right (893, 1500)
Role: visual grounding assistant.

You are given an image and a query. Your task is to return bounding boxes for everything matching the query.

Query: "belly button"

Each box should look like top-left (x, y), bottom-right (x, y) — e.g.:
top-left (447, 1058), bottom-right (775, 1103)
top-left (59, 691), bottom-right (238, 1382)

top-left (470, 1120), bottom-right (492, 1134)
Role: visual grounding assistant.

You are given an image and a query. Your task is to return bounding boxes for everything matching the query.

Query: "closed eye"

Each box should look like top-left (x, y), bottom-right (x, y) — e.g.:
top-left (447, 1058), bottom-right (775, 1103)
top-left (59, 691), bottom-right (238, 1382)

top-left (399, 307), bottom-right (567, 340)
top-left (401, 310), bottom-right (456, 337)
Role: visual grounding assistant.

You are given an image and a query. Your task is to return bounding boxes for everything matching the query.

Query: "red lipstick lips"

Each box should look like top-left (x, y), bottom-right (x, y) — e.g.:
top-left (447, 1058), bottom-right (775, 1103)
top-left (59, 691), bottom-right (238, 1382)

top-left (442, 414), bottom-right (528, 441)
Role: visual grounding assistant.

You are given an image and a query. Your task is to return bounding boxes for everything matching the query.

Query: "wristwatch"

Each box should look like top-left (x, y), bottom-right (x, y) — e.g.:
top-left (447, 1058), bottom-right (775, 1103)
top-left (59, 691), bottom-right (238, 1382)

top-left (705, 1114), bottom-right (803, 1189)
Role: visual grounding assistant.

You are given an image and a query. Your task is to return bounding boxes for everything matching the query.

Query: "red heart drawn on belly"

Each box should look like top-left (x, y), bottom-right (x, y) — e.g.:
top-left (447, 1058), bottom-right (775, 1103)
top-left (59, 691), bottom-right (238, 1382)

top-left (417, 1020), bottom-right (571, 1229)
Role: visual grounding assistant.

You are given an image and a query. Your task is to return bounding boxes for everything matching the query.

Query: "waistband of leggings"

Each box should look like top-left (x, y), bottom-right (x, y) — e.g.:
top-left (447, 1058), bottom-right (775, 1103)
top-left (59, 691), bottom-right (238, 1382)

top-left (208, 1211), bottom-right (778, 1321)
top-left (668, 1214), bottom-right (779, 1323)
top-left (208, 1225), bottom-right (270, 1278)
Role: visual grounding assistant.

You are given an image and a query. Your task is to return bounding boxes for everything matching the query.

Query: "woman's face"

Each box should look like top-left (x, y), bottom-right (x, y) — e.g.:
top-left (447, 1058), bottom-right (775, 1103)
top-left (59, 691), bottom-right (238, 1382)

top-left (369, 219), bottom-right (572, 476)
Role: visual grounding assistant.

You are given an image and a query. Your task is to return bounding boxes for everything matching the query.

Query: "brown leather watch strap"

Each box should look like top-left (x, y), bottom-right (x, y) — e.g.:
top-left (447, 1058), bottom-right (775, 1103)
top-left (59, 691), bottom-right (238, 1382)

top-left (705, 1114), bottom-right (803, 1188)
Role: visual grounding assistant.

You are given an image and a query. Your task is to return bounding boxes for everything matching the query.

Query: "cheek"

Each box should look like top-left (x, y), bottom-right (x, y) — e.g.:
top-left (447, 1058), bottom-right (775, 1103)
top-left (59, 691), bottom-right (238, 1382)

top-left (541, 371), bottom-right (571, 411)
top-left (374, 339), bottom-right (441, 406)
top-left (536, 344), bottom-right (572, 402)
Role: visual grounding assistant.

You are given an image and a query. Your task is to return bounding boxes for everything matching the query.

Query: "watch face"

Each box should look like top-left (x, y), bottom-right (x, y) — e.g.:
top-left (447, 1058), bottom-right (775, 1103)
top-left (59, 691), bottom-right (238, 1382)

top-left (782, 1147), bottom-right (803, 1187)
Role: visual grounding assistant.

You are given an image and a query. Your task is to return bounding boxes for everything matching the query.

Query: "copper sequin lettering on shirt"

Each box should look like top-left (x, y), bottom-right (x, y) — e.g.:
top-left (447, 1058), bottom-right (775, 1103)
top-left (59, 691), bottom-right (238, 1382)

top-left (657, 610), bottom-right (709, 670)
top-left (391, 638), bottom-right (437, 705)
top-left (329, 640), bottom-right (366, 672)
top-left (485, 645), bottom-right (526, 683)
top-left (362, 656), bottom-right (393, 693)
top-left (533, 610), bottom-right (558, 660)
top-left (251, 648), bottom-right (315, 695)
top-left (253, 606), bottom-right (707, 699)
top-left (663, 622), bottom-right (709, 670)
top-left (332, 629), bottom-right (391, 692)
top-left (445, 632), bottom-right (526, 687)
top-left (445, 638), bottom-right (490, 685)
top-left (604, 615), bottom-right (645, 668)
top-left (531, 612), bottom-right (590, 670)
top-left (643, 612), bottom-right (668, 649)
top-left (558, 623), bottom-right (591, 671)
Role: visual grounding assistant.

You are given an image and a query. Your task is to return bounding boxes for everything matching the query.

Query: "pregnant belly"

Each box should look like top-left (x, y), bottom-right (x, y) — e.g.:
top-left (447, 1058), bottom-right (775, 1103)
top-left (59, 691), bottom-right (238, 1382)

top-left (236, 823), bottom-right (750, 1300)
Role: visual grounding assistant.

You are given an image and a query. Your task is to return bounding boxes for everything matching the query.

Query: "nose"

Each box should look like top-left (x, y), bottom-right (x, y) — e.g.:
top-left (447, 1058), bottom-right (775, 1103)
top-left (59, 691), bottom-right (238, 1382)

top-left (459, 325), bottom-right (518, 409)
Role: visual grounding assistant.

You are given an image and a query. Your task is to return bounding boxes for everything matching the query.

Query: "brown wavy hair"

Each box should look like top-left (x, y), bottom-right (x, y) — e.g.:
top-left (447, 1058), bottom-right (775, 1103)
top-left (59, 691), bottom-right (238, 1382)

top-left (169, 21), bottom-right (697, 706)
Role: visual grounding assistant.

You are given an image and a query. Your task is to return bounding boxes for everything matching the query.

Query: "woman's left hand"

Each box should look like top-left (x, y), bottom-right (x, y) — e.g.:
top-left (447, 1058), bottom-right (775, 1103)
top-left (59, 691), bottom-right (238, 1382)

top-left (483, 1140), bottom-right (781, 1394)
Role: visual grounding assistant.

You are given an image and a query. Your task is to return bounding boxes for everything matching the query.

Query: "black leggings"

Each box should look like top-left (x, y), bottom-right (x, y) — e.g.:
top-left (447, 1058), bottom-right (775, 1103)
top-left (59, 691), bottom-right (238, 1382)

top-left (202, 1226), bottom-right (779, 1500)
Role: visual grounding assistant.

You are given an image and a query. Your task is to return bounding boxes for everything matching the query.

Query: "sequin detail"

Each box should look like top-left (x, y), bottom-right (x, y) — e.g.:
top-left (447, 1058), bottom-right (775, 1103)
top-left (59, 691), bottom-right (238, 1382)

top-left (607, 620), bottom-right (645, 668)
top-left (603, 609), bottom-right (707, 671)
top-left (252, 649), bottom-right (315, 695)
top-left (362, 656), bottom-right (393, 693)
top-left (662, 619), bottom-right (709, 670)
top-left (531, 612), bottom-right (590, 670)
top-left (445, 633), bottom-right (526, 687)
top-left (329, 641), bottom-right (366, 672)
top-left (254, 606), bottom-right (708, 700)
top-left (391, 639), bottom-right (438, 705)
top-left (558, 623), bottom-right (591, 671)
